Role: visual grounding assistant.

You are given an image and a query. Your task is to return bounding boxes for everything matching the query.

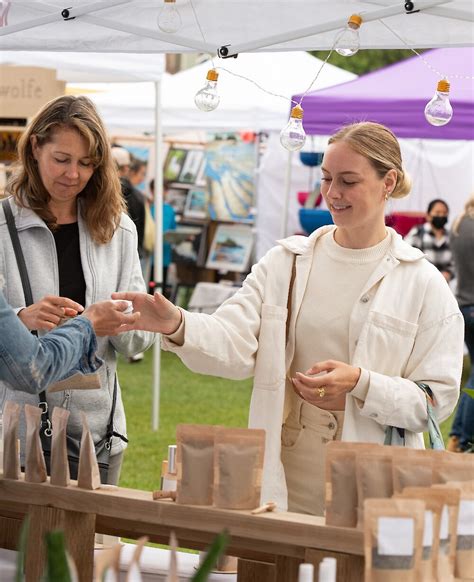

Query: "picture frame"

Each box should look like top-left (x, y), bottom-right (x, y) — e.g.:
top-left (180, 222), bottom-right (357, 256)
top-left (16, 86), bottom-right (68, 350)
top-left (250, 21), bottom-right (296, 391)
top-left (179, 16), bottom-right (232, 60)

top-left (206, 223), bottom-right (254, 273)
top-left (165, 188), bottom-right (188, 215)
top-left (184, 189), bottom-right (209, 219)
top-left (171, 222), bottom-right (208, 267)
top-left (178, 149), bottom-right (205, 184)
top-left (163, 147), bottom-right (188, 183)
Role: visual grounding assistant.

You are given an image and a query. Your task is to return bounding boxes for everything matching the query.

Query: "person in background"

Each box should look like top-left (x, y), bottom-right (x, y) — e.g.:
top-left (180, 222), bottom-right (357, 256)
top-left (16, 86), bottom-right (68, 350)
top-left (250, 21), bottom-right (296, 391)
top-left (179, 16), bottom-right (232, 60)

top-left (149, 179), bottom-right (176, 299)
top-left (114, 122), bottom-right (464, 515)
top-left (111, 146), bottom-right (146, 258)
top-left (404, 198), bottom-right (455, 282)
top-left (0, 95), bottom-right (155, 484)
top-left (0, 288), bottom-right (139, 393)
top-left (129, 158), bottom-right (147, 190)
top-left (447, 193), bottom-right (474, 452)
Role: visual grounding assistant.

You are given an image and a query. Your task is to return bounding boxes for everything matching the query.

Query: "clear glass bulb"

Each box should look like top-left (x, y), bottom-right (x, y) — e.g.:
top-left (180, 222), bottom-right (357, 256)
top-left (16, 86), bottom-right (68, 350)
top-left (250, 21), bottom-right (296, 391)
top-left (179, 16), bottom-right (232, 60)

top-left (280, 105), bottom-right (306, 151)
top-left (195, 72), bottom-right (220, 112)
top-left (157, 0), bottom-right (181, 34)
top-left (335, 15), bottom-right (362, 57)
top-left (424, 80), bottom-right (453, 126)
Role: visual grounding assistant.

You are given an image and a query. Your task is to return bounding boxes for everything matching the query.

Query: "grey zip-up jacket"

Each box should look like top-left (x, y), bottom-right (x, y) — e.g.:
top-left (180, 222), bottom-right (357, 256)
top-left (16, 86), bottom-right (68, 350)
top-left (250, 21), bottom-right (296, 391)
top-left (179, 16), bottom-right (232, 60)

top-left (0, 197), bottom-right (155, 457)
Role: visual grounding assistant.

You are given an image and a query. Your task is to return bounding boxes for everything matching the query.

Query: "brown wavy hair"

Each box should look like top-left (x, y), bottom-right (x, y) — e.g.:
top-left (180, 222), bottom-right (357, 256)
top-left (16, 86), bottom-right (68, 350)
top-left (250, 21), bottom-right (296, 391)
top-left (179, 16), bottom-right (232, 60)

top-left (328, 122), bottom-right (411, 199)
top-left (7, 95), bottom-right (124, 244)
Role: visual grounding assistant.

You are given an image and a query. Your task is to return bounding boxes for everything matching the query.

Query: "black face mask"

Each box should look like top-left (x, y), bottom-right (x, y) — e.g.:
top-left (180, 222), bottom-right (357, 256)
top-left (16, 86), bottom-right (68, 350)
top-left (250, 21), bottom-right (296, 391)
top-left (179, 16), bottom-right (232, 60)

top-left (431, 216), bottom-right (448, 229)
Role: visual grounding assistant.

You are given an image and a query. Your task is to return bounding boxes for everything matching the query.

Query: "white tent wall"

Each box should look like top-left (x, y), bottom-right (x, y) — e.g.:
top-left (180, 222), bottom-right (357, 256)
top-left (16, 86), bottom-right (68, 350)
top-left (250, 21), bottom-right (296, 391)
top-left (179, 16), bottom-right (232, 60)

top-left (257, 134), bottom-right (474, 260)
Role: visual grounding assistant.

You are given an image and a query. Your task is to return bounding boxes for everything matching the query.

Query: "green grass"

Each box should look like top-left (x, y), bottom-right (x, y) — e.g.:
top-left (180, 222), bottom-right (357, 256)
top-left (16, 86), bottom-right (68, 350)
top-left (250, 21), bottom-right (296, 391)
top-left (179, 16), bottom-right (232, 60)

top-left (118, 351), bottom-right (470, 490)
top-left (118, 349), bottom-right (252, 491)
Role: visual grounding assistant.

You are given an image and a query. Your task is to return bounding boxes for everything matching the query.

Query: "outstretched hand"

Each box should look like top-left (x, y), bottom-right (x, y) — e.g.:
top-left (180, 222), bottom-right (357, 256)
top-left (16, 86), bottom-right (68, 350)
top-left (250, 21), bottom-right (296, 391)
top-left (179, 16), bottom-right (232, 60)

top-left (82, 300), bottom-right (141, 336)
top-left (111, 291), bottom-right (182, 335)
top-left (18, 294), bottom-right (84, 331)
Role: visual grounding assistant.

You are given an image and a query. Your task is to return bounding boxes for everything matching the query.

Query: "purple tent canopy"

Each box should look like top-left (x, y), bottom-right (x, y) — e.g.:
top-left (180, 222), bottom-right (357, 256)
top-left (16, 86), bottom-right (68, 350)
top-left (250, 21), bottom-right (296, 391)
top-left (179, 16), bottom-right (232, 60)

top-left (293, 48), bottom-right (474, 140)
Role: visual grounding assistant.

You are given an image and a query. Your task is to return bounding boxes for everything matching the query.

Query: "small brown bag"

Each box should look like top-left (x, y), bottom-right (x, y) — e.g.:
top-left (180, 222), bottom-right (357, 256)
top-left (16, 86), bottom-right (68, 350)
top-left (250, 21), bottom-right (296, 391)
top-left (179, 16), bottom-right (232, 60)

top-left (356, 450), bottom-right (394, 528)
top-left (2, 400), bottom-right (21, 480)
top-left (364, 498), bottom-right (425, 582)
top-left (396, 486), bottom-right (459, 581)
top-left (176, 424), bottom-right (216, 505)
top-left (325, 441), bottom-right (382, 528)
top-left (441, 480), bottom-right (474, 580)
top-left (432, 453), bottom-right (474, 484)
top-left (50, 407), bottom-right (71, 487)
top-left (391, 448), bottom-right (434, 494)
top-left (24, 404), bottom-right (47, 483)
top-left (213, 427), bottom-right (265, 510)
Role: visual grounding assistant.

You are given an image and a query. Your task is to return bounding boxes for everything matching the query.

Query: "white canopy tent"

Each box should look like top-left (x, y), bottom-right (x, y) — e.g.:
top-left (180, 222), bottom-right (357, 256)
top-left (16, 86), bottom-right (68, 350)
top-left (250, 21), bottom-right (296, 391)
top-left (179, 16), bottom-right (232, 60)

top-left (0, 1), bottom-right (472, 53)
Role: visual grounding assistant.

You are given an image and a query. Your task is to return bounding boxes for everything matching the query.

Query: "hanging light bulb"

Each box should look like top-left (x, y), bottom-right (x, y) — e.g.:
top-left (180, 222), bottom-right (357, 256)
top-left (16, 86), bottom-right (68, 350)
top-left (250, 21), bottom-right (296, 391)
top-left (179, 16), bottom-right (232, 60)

top-left (280, 104), bottom-right (306, 151)
top-left (157, 0), bottom-right (182, 34)
top-left (194, 69), bottom-right (220, 112)
top-left (335, 14), bottom-right (362, 57)
top-left (424, 79), bottom-right (453, 126)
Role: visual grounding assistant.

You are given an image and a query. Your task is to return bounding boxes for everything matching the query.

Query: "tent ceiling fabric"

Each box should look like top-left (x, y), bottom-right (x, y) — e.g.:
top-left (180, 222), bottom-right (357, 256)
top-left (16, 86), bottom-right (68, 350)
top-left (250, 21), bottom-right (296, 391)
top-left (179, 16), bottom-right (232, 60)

top-left (0, 51), bottom-right (165, 82)
top-left (0, 1), bottom-right (473, 53)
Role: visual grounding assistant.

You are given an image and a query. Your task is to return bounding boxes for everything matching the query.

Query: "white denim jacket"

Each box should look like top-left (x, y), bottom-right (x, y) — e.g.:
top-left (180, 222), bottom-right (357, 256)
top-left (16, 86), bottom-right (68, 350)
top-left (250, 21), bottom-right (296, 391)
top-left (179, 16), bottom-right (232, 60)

top-left (163, 226), bottom-right (464, 509)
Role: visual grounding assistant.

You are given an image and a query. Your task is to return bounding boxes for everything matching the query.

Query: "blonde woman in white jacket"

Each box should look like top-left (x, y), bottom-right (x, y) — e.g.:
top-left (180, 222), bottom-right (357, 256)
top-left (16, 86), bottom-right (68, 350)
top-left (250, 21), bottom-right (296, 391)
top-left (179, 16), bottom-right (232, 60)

top-left (115, 122), bottom-right (464, 514)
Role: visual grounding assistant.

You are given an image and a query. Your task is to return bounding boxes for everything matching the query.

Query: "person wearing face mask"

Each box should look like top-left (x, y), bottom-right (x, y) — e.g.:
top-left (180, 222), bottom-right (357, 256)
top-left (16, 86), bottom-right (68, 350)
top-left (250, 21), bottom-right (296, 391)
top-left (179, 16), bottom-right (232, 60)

top-left (114, 122), bottom-right (464, 515)
top-left (404, 198), bottom-right (455, 283)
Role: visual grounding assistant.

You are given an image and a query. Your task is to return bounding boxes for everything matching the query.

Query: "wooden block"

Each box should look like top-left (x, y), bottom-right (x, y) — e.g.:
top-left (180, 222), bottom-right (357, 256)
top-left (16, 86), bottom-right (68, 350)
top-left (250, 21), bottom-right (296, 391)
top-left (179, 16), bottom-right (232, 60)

top-left (25, 505), bottom-right (64, 582)
top-left (63, 510), bottom-right (96, 582)
top-left (0, 515), bottom-right (22, 550)
top-left (238, 558), bottom-right (275, 582)
top-left (305, 548), bottom-right (364, 582)
top-left (275, 555), bottom-right (301, 582)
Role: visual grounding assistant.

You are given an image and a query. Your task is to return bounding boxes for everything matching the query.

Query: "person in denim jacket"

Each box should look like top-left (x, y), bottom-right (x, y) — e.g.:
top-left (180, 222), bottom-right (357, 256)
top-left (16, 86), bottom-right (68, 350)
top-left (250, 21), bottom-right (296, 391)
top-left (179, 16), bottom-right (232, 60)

top-left (0, 289), bottom-right (138, 393)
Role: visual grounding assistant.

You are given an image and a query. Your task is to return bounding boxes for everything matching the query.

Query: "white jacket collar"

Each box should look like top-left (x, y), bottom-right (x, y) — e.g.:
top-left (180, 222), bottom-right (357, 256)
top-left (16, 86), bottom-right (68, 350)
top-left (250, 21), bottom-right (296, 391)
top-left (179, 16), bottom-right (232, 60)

top-left (277, 225), bottom-right (424, 263)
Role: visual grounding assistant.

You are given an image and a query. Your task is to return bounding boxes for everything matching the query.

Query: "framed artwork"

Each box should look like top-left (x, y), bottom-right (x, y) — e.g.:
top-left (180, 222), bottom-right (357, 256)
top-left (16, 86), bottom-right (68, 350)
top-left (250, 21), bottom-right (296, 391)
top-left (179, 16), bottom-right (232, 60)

top-left (178, 149), bottom-right (205, 184)
top-left (171, 223), bottom-right (208, 267)
top-left (204, 134), bottom-right (256, 223)
top-left (184, 189), bottom-right (208, 219)
top-left (206, 223), bottom-right (254, 273)
top-left (163, 147), bottom-right (188, 183)
top-left (165, 188), bottom-right (188, 215)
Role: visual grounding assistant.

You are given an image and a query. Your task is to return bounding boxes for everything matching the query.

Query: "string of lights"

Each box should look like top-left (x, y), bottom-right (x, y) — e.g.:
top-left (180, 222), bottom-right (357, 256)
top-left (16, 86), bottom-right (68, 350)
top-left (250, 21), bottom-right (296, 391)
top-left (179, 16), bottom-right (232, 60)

top-left (156, 0), bottom-right (472, 150)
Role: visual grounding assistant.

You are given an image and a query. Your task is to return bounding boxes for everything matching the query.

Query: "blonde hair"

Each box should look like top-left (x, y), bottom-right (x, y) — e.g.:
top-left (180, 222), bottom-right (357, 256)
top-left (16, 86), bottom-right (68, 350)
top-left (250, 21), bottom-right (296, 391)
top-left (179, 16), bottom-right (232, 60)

top-left (328, 122), bottom-right (411, 199)
top-left (7, 95), bottom-right (124, 244)
top-left (452, 192), bottom-right (474, 235)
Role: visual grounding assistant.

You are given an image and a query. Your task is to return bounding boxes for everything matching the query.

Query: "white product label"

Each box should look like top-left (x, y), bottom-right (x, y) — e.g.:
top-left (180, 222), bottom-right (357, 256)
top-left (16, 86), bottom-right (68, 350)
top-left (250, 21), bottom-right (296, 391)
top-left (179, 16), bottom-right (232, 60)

top-left (440, 505), bottom-right (449, 540)
top-left (458, 500), bottom-right (474, 536)
top-left (378, 517), bottom-right (414, 555)
top-left (423, 510), bottom-right (434, 546)
top-left (162, 476), bottom-right (177, 491)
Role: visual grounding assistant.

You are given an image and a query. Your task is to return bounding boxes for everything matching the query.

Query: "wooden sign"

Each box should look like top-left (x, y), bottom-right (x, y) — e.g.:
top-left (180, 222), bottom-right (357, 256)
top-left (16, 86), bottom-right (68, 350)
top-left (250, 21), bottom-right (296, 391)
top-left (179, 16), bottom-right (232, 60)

top-left (0, 66), bottom-right (65, 118)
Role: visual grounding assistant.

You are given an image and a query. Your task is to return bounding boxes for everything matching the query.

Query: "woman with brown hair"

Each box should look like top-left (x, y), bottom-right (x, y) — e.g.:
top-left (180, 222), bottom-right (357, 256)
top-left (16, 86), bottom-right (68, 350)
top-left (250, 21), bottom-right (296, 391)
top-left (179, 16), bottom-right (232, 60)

top-left (0, 94), bottom-right (155, 484)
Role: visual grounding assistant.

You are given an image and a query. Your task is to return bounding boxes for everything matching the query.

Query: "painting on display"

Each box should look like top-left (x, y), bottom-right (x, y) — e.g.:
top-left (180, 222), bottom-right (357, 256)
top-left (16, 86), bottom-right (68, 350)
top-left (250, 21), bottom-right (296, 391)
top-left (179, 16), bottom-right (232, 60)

top-left (204, 134), bottom-right (256, 223)
top-left (184, 189), bottom-right (208, 219)
top-left (206, 223), bottom-right (253, 273)
top-left (178, 149), bottom-right (205, 184)
top-left (163, 148), bottom-right (188, 183)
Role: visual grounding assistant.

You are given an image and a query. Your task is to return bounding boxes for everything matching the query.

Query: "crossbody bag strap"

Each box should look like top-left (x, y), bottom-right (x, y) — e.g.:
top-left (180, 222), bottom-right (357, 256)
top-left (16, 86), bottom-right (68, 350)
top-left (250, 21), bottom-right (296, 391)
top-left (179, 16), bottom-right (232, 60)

top-left (2, 199), bottom-right (34, 307)
top-left (2, 200), bottom-right (51, 432)
top-left (106, 376), bottom-right (128, 446)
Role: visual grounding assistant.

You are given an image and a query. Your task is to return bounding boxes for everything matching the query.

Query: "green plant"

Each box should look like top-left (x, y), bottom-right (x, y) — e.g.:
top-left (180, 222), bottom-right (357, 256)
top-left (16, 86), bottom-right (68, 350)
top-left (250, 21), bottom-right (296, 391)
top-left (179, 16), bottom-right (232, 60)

top-left (15, 516), bottom-right (29, 582)
top-left (191, 530), bottom-right (230, 582)
top-left (41, 530), bottom-right (74, 582)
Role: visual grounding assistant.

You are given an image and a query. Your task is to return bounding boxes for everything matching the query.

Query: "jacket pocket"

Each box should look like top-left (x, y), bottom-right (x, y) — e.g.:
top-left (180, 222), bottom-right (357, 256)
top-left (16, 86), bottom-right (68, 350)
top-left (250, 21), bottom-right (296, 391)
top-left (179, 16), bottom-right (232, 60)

top-left (253, 304), bottom-right (287, 389)
top-left (357, 311), bottom-right (419, 376)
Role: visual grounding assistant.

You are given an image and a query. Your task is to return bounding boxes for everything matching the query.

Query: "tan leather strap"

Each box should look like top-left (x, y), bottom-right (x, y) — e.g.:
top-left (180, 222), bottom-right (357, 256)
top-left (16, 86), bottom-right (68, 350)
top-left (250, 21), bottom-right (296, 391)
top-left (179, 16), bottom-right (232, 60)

top-left (285, 256), bottom-right (297, 344)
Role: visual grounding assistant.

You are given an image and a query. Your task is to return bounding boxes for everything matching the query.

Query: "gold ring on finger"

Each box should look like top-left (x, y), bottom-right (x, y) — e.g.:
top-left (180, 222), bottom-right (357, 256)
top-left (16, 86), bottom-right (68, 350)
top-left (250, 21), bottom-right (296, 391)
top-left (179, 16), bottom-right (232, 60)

top-left (317, 387), bottom-right (326, 398)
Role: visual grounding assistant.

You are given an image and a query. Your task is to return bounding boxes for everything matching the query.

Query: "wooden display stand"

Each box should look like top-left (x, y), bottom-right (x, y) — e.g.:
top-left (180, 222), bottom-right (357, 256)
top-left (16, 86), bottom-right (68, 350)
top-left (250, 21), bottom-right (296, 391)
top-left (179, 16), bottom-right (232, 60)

top-left (0, 475), bottom-right (364, 582)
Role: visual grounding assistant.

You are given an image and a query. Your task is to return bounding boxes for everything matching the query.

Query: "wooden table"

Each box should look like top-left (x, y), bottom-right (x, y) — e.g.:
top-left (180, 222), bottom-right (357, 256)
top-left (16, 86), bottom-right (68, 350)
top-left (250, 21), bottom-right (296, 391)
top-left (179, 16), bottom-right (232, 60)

top-left (0, 476), bottom-right (364, 582)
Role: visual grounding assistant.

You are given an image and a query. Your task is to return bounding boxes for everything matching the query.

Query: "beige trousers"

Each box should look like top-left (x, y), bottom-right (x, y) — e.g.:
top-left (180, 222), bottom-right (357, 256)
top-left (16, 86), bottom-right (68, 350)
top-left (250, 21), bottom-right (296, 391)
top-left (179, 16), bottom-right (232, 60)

top-left (281, 396), bottom-right (344, 516)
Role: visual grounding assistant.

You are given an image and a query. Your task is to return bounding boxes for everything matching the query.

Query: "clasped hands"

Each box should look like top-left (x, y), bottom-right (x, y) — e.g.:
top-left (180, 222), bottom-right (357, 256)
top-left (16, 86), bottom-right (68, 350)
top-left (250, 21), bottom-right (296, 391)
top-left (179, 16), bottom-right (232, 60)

top-left (290, 361), bottom-right (361, 407)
